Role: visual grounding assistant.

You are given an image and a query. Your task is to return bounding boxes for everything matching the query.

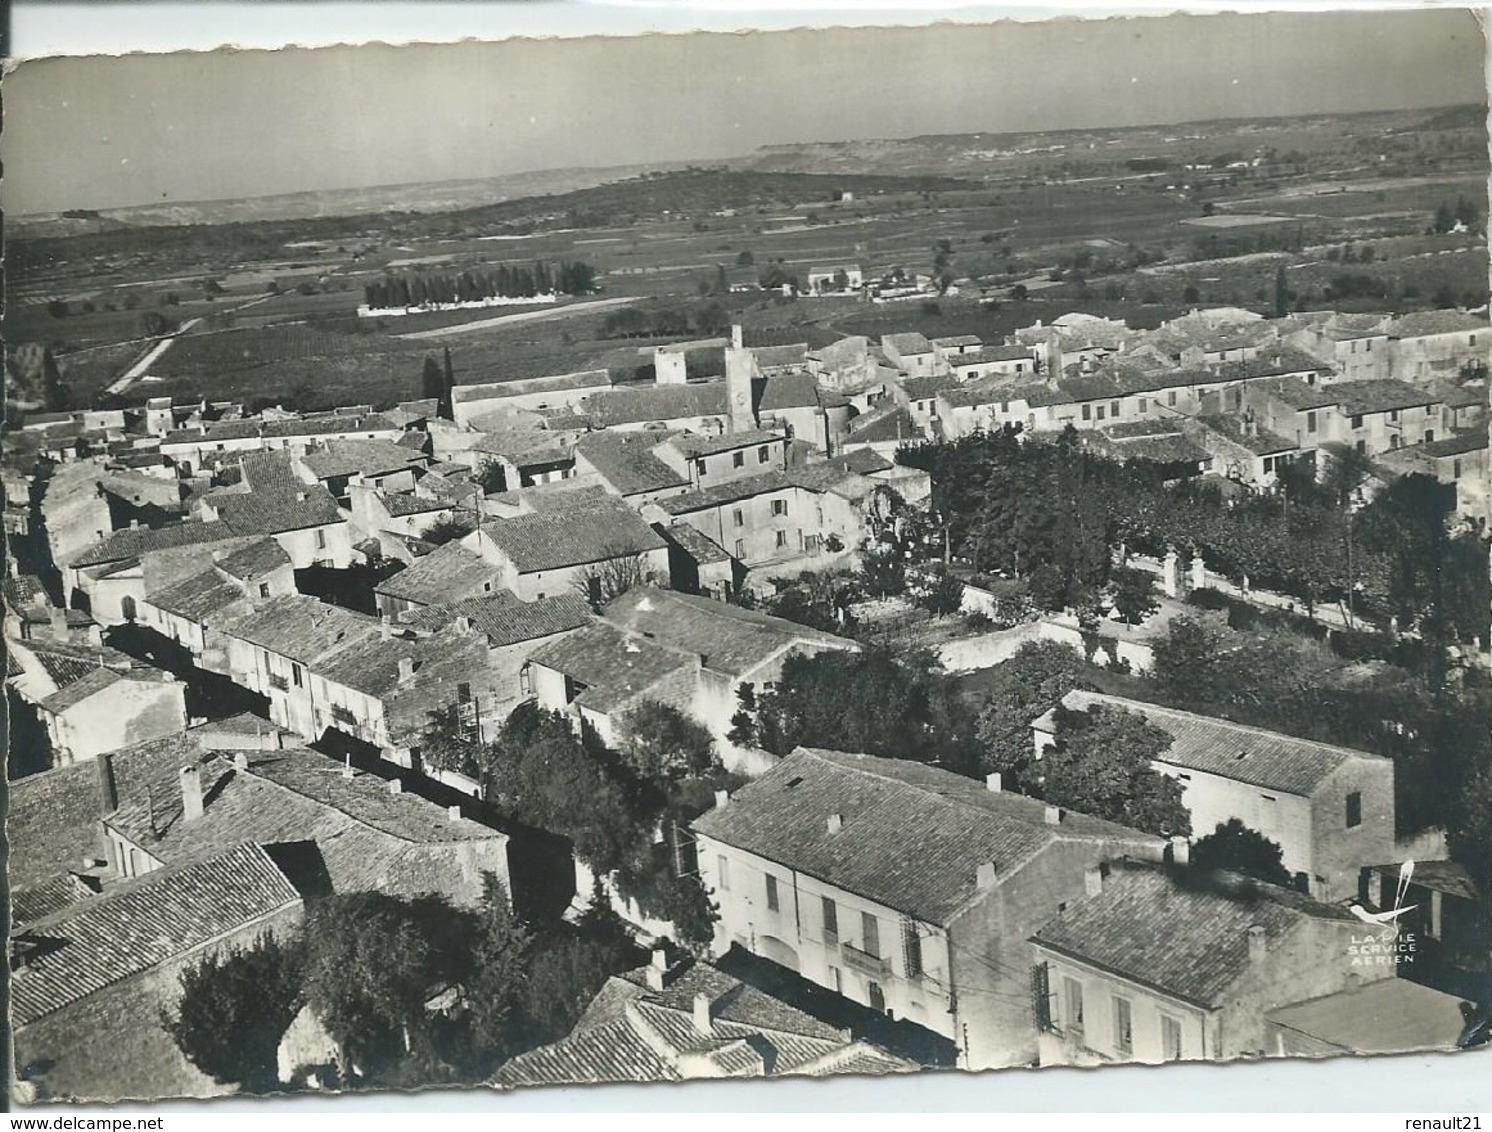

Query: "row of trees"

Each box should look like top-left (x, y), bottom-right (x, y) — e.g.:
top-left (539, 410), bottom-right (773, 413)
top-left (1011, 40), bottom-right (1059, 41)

top-left (362, 261), bottom-right (596, 309)
top-left (896, 426), bottom-right (1488, 653)
top-left (162, 878), bottom-right (639, 1091)
top-left (602, 299), bottom-right (732, 340)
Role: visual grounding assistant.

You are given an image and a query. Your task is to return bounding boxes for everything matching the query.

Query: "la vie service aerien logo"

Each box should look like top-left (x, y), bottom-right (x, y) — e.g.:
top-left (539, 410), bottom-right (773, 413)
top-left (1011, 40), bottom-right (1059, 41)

top-left (1346, 859), bottom-right (1417, 968)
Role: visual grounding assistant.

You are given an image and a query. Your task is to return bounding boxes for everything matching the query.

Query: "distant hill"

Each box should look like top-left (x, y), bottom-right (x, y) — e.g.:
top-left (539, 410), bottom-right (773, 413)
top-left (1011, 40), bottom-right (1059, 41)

top-left (1418, 103), bottom-right (1489, 131)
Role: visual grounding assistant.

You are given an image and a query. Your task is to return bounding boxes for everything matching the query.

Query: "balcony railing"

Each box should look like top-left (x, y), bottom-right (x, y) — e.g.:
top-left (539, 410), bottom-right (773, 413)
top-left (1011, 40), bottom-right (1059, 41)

top-left (839, 942), bottom-right (890, 979)
top-left (267, 673), bottom-right (290, 693)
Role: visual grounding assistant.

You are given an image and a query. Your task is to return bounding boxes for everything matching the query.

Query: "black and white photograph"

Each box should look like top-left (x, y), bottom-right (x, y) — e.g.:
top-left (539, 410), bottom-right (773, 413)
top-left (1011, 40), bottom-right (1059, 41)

top-left (3, 4), bottom-right (1489, 1108)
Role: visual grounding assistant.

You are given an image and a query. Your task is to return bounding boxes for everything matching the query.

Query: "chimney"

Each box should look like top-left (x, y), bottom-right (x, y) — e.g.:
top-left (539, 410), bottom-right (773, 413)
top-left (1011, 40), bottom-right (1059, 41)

top-left (976, 861), bottom-right (998, 890)
top-left (1246, 924), bottom-right (1267, 964)
top-left (388, 778), bottom-right (404, 795)
top-left (341, 755), bottom-right (355, 779)
top-left (1169, 835), bottom-right (1190, 866)
top-left (233, 751), bottom-right (249, 772)
top-left (713, 789), bottom-right (730, 809)
top-left (129, 519), bottom-right (140, 530)
top-left (826, 813), bottom-right (843, 833)
top-left (730, 324), bottom-right (744, 350)
top-left (379, 620), bottom-right (392, 641)
top-left (447, 804), bottom-right (463, 822)
top-left (1084, 865), bottom-right (1104, 897)
top-left (180, 765), bottom-right (204, 822)
top-left (1044, 805), bottom-right (1063, 825)
top-left (693, 992), bottom-right (716, 1034)
top-left (986, 772), bottom-right (1003, 793)
top-left (97, 753), bottom-right (119, 815)
top-left (454, 615), bottom-right (472, 635)
top-left (645, 947), bottom-right (670, 991)
top-left (48, 605), bottom-right (67, 635)
top-left (397, 657), bottom-right (417, 683)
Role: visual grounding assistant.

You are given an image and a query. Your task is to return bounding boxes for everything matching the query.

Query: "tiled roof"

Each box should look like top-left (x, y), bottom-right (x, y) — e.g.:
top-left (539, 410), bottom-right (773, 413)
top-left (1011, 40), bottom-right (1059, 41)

top-left (1198, 415), bottom-right (1303, 456)
top-left (399, 591), bottom-right (592, 647)
top-left (206, 454), bottom-right (345, 535)
top-left (453, 370), bottom-right (612, 404)
top-left (1255, 376), bottom-right (1342, 411)
top-left (751, 344), bottom-right (810, 370)
top-left (146, 569), bottom-right (247, 623)
top-left (826, 449), bottom-right (895, 476)
top-left (575, 431), bottom-right (689, 497)
top-left (381, 491), bottom-right (452, 518)
top-left (581, 383), bottom-right (728, 428)
top-left (953, 345), bottom-right (1037, 366)
top-left (1385, 309), bottom-right (1489, 340)
top-left (655, 470), bottom-right (795, 515)
top-left (464, 428), bottom-right (577, 465)
top-left (527, 623), bottom-right (694, 714)
top-left (12, 873), bottom-right (101, 931)
top-left (933, 335), bottom-right (982, 348)
top-left (67, 520), bottom-right (239, 568)
top-left (1043, 691), bottom-right (1384, 796)
top-left (11, 843), bottom-right (301, 1028)
top-left (1265, 977), bottom-right (1469, 1054)
top-left (38, 667), bottom-right (175, 715)
top-left (213, 537), bottom-right (291, 582)
top-left (1398, 428), bottom-right (1488, 458)
top-left (603, 587), bottom-right (854, 678)
top-left (657, 521), bottom-right (732, 565)
top-left (475, 497), bottom-right (666, 573)
top-left (1031, 864), bottom-right (1352, 1007)
top-left (902, 372), bottom-right (961, 400)
top-left (846, 405), bottom-right (916, 443)
top-left (668, 429), bottom-right (784, 459)
top-left (373, 541), bottom-right (503, 605)
top-left (1092, 429), bottom-right (1212, 466)
top-left (493, 958), bottom-right (910, 1088)
top-left (12, 638), bottom-right (139, 690)
top-left (882, 332), bottom-right (934, 357)
top-left (756, 372), bottom-right (824, 413)
top-left (693, 748), bottom-right (1160, 924)
top-left (299, 438), bottom-right (420, 479)
top-left (7, 761), bottom-right (112, 893)
top-left (214, 593), bottom-right (379, 663)
top-left (939, 382), bottom-right (1058, 410)
top-left (1325, 380), bottom-right (1442, 416)
top-left (486, 481), bottom-right (615, 513)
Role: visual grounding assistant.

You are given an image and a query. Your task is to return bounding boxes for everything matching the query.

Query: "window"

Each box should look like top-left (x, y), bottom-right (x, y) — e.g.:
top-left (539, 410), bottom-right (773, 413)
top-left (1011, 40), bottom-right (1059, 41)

top-left (1095, 405), bottom-right (1106, 421)
top-left (829, 966), bottom-right (843, 994)
top-left (1138, 398), bottom-right (1148, 414)
top-left (734, 539), bottom-right (745, 558)
top-left (775, 530), bottom-right (789, 549)
top-left (519, 664), bottom-right (533, 696)
top-left (1113, 996), bottom-right (1133, 1055)
top-left (733, 450), bottom-right (745, 468)
top-left (765, 874), bottom-right (779, 912)
top-left (1471, 334), bottom-right (1478, 347)
top-left (1160, 1014), bottom-right (1183, 1061)
top-left (1306, 411), bottom-right (1318, 433)
top-left (716, 855), bottom-right (731, 891)
top-left (1390, 409), bottom-right (1399, 422)
top-left (733, 508), bottom-right (744, 528)
top-left (1081, 404), bottom-right (1092, 421)
top-left (822, 897), bottom-right (839, 942)
top-left (695, 458), bottom-right (707, 477)
top-left (1424, 430), bottom-right (1436, 444)
top-left (1350, 414), bottom-right (1364, 429)
top-left (1168, 391), bottom-right (1177, 407)
top-left (1454, 459), bottom-right (1463, 479)
top-left (861, 912), bottom-right (881, 958)
top-left (291, 663), bottom-right (304, 689)
top-left (1346, 791), bottom-right (1362, 828)
top-left (1111, 401), bottom-right (1121, 417)
top-left (1365, 340), bottom-right (1373, 352)
top-left (1356, 440), bottom-right (1367, 455)
top-left (771, 499), bottom-right (788, 517)
top-left (1063, 977), bottom-right (1085, 1032)
top-left (315, 528), bottom-right (327, 550)
top-left (758, 446), bottom-right (771, 464)
top-left (258, 582), bottom-right (271, 598)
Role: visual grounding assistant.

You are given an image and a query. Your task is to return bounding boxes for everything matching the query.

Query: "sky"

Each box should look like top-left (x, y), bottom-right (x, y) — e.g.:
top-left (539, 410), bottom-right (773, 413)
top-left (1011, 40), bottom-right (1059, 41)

top-left (4, 6), bottom-right (1485, 214)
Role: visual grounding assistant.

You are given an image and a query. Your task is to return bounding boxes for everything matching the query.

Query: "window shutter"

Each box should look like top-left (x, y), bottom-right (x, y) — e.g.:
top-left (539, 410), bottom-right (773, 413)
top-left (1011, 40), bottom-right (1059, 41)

top-left (1031, 962), bottom-right (1053, 1032)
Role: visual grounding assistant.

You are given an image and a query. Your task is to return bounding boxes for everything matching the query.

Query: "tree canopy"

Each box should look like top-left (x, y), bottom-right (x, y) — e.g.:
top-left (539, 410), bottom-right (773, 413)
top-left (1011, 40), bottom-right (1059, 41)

top-left (1039, 703), bottom-right (1190, 837)
top-left (728, 648), bottom-right (979, 775)
top-left (161, 933), bottom-right (304, 1093)
top-left (1189, 819), bottom-right (1294, 887)
top-left (974, 640), bottom-right (1090, 787)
